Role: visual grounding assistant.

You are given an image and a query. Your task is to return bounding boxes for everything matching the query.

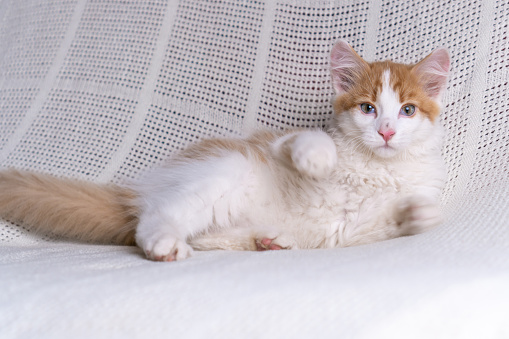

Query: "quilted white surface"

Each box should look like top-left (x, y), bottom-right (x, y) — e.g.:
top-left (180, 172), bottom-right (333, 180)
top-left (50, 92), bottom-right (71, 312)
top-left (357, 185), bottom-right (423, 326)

top-left (1, 0), bottom-right (508, 338)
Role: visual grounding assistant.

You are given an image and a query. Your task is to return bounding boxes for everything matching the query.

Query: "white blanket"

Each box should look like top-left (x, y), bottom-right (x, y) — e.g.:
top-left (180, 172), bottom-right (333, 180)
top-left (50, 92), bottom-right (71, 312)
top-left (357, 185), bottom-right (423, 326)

top-left (1, 1), bottom-right (508, 338)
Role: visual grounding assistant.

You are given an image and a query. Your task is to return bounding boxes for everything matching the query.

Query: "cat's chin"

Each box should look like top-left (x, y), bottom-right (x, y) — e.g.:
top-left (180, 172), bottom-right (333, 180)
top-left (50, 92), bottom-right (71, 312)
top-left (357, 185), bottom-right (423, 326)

top-left (372, 144), bottom-right (400, 159)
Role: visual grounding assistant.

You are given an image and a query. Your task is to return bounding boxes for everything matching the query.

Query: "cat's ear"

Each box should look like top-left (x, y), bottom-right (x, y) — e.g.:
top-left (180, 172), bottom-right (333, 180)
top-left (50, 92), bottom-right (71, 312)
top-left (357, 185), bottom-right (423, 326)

top-left (330, 40), bottom-right (369, 94)
top-left (412, 48), bottom-right (450, 99)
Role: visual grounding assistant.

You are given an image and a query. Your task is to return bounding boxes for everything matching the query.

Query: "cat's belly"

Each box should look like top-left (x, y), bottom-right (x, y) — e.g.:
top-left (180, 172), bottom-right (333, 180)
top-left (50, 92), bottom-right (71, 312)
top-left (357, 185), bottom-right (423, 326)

top-left (214, 159), bottom-right (410, 250)
top-left (236, 172), bottom-right (402, 250)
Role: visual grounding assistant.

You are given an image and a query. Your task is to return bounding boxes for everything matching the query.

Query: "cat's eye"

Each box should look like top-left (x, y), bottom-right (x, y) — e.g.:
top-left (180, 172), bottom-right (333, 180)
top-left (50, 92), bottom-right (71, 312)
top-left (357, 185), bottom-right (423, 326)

top-left (360, 103), bottom-right (376, 115)
top-left (400, 104), bottom-right (416, 117)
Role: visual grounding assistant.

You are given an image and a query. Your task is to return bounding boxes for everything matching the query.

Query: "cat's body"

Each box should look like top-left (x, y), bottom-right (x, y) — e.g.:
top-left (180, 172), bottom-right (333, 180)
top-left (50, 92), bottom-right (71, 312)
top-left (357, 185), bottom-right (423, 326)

top-left (0, 40), bottom-right (450, 261)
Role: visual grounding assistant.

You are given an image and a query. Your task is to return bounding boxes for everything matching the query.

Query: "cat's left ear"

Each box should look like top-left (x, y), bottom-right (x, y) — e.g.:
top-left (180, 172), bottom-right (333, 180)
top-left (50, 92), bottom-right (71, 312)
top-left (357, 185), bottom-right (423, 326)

top-left (412, 48), bottom-right (450, 99)
top-left (330, 40), bottom-right (369, 94)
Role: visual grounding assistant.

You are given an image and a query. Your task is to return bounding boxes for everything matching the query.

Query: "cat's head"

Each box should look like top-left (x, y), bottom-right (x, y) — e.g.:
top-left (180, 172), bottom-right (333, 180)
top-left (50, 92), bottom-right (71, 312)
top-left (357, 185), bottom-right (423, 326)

top-left (330, 40), bottom-right (450, 159)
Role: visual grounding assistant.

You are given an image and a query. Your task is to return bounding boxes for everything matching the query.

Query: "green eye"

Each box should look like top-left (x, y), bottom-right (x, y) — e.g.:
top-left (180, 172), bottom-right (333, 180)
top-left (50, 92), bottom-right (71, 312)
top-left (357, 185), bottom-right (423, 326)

top-left (400, 104), bottom-right (416, 116)
top-left (360, 103), bottom-right (376, 114)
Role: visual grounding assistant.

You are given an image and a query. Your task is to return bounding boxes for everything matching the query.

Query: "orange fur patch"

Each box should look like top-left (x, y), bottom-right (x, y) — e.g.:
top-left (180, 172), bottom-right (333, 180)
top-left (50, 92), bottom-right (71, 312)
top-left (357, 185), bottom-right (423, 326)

top-left (0, 170), bottom-right (138, 245)
top-left (333, 61), bottom-right (441, 122)
top-left (181, 130), bottom-right (289, 163)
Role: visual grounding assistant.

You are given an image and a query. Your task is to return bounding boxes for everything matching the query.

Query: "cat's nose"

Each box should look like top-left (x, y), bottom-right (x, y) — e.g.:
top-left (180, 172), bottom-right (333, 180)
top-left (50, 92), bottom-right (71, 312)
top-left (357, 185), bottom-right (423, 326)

top-left (378, 129), bottom-right (395, 142)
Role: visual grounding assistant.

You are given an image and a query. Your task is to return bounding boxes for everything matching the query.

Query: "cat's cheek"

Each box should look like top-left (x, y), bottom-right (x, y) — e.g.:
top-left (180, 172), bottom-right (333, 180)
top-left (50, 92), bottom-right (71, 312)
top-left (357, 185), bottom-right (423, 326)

top-left (353, 110), bottom-right (376, 124)
top-left (396, 115), bottom-right (437, 153)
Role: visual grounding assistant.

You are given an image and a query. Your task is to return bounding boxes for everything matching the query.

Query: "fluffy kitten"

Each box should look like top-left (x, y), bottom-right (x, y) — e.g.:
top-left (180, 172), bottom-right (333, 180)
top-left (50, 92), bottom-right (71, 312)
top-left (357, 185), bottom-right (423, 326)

top-left (0, 40), bottom-right (450, 261)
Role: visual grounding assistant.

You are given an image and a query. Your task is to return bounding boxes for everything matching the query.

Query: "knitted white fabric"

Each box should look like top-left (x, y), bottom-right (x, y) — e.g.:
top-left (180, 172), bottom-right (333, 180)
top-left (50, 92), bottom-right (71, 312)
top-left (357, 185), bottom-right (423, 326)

top-left (1, 1), bottom-right (508, 338)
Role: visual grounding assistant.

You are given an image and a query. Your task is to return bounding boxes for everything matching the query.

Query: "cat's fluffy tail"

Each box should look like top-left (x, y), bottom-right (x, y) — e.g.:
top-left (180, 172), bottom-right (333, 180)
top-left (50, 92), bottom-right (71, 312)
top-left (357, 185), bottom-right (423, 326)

top-left (0, 170), bottom-right (138, 245)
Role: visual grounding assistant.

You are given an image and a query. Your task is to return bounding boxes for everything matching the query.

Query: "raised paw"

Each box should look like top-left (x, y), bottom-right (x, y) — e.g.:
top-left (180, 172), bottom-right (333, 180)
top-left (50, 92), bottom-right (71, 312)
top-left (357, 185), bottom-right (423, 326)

top-left (396, 195), bottom-right (443, 236)
top-left (291, 131), bottom-right (338, 179)
top-left (139, 233), bottom-right (193, 262)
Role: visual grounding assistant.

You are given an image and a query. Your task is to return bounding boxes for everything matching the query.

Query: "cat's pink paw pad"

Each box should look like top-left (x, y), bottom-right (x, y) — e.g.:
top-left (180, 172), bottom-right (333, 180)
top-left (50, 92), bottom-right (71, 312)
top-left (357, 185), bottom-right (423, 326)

top-left (255, 233), bottom-right (297, 251)
top-left (256, 238), bottom-right (283, 251)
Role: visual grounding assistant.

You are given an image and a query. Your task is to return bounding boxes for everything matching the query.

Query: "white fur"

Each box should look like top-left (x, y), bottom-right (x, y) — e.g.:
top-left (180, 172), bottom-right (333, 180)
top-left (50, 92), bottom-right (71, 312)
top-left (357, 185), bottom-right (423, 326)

top-left (133, 153), bottom-right (257, 260)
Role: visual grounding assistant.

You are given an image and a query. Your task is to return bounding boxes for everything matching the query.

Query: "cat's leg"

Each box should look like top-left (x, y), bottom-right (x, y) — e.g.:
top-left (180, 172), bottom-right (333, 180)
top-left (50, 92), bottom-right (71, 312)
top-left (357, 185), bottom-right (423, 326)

top-left (339, 193), bottom-right (443, 248)
top-left (134, 153), bottom-right (253, 261)
top-left (136, 211), bottom-right (194, 261)
top-left (189, 228), bottom-right (298, 252)
top-left (394, 194), bottom-right (443, 236)
top-left (273, 130), bottom-right (338, 179)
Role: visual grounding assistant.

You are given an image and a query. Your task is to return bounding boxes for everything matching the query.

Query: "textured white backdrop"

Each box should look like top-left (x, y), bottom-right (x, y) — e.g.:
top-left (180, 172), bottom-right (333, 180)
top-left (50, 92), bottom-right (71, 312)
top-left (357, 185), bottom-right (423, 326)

top-left (0, 0), bottom-right (508, 338)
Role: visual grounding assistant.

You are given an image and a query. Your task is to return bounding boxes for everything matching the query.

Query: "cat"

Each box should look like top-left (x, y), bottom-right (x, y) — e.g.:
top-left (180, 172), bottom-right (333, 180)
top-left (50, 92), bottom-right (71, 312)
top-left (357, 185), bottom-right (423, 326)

top-left (0, 40), bottom-right (450, 262)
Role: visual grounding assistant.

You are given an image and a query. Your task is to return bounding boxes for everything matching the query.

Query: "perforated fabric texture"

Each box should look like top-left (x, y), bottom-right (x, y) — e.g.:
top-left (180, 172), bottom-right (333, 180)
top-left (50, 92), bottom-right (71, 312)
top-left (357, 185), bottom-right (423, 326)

top-left (0, 1), bottom-right (508, 338)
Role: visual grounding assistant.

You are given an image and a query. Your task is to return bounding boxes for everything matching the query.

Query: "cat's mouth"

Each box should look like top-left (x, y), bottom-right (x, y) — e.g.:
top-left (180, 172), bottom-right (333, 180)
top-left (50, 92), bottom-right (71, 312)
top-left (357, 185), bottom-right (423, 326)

top-left (374, 143), bottom-right (399, 158)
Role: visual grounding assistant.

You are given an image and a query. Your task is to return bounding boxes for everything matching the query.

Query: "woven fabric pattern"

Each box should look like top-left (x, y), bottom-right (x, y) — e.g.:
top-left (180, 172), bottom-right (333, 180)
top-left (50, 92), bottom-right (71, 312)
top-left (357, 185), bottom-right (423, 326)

top-left (1, 1), bottom-right (508, 338)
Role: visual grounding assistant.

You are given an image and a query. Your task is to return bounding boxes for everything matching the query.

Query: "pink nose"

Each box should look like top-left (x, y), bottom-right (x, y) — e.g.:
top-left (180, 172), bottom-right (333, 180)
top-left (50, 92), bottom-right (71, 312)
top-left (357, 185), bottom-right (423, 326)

top-left (378, 129), bottom-right (395, 142)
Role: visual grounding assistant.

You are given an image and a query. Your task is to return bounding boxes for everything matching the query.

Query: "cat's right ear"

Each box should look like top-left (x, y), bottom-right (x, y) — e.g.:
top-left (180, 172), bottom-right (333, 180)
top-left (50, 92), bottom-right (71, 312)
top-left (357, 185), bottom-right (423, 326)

top-left (412, 48), bottom-right (450, 99)
top-left (330, 40), bottom-right (369, 94)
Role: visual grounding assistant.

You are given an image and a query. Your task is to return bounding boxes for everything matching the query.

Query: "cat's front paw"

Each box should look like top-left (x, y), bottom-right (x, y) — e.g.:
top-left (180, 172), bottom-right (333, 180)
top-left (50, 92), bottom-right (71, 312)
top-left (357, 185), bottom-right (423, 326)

top-left (291, 131), bottom-right (338, 179)
top-left (396, 195), bottom-right (443, 235)
top-left (138, 233), bottom-right (193, 262)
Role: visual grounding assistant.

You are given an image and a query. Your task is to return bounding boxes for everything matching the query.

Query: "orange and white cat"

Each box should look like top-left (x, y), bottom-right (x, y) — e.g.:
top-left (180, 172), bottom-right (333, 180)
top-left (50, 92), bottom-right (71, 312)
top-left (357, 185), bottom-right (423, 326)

top-left (0, 40), bottom-right (450, 262)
